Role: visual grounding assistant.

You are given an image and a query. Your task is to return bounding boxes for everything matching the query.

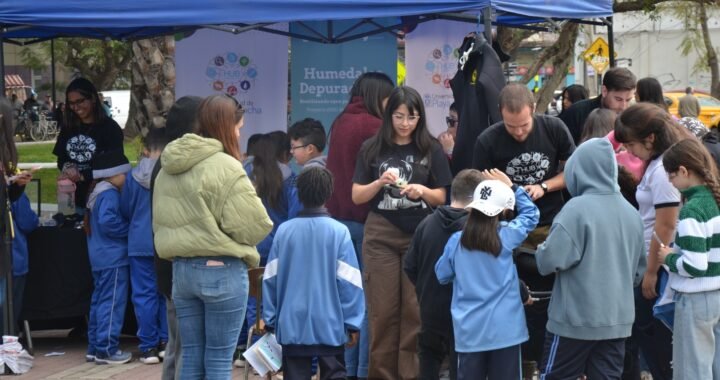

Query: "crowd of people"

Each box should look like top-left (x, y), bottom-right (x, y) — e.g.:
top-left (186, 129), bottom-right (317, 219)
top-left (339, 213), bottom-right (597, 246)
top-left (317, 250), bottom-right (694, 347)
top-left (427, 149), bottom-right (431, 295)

top-left (3, 64), bottom-right (720, 380)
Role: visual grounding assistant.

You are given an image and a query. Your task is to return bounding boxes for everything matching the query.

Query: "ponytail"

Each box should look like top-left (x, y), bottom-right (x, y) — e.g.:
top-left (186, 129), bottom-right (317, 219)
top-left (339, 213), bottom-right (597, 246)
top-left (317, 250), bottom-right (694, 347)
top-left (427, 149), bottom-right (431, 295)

top-left (702, 168), bottom-right (720, 206)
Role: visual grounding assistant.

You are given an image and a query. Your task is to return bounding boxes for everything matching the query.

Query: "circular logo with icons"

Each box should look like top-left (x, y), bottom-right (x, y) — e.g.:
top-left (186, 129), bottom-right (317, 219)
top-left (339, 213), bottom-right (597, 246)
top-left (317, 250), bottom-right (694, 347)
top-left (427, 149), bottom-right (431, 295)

top-left (205, 52), bottom-right (258, 95)
top-left (424, 44), bottom-right (458, 89)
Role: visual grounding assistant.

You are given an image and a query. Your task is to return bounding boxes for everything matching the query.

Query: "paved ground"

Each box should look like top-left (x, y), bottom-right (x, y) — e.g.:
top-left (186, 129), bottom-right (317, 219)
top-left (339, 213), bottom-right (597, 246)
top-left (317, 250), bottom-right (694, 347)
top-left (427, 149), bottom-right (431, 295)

top-left (14, 330), bottom-right (266, 380)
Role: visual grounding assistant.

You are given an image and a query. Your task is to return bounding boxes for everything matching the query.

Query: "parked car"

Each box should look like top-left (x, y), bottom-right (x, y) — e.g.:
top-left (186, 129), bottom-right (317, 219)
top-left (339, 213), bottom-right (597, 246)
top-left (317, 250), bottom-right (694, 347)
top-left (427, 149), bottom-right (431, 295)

top-left (664, 90), bottom-right (720, 128)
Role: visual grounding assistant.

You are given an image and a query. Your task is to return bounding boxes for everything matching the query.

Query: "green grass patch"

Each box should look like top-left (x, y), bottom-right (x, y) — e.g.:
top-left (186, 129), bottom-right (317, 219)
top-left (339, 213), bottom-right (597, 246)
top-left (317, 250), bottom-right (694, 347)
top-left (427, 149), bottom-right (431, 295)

top-left (18, 138), bottom-right (143, 205)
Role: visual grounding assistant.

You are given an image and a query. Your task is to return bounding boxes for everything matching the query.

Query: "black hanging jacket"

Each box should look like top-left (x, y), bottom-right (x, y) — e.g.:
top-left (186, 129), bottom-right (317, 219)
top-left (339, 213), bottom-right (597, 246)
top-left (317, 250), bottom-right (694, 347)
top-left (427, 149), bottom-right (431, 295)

top-left (449, 33), bottom-right (505, 175)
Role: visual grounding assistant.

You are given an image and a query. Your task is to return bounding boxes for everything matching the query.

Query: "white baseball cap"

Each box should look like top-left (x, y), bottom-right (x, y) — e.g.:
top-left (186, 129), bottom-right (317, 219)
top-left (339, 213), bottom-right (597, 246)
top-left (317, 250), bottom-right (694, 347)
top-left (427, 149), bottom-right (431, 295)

top-left (466, 180), bottom-right (515, 217)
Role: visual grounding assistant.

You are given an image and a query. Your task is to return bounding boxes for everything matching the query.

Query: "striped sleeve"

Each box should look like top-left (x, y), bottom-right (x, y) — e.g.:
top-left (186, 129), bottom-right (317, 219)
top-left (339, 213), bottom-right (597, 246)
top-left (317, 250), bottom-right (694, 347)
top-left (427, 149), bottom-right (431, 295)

top-left (336, 228), bottom-right (365, 332)
top-left (668, 213), bottom-right (720, 278)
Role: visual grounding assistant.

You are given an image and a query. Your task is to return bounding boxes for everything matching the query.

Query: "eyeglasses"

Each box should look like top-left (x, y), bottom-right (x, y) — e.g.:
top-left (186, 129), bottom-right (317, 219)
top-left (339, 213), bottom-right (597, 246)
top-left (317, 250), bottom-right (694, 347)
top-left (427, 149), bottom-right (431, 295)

top-left (392, 113), bottom-right (420, 123)
top-left (289, 144), bottom-right (309, 152)
top-left (67, 98), bottom-right (89, 108)
top-left (446, 117), bottom-right (458, 127)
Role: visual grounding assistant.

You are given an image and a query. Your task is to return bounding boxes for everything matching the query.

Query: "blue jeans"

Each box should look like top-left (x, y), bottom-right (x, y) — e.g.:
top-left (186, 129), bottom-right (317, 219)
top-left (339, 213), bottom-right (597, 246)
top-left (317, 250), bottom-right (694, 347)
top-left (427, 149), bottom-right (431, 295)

top-left (338, 219), bottom-right (369, 378)
top-left (172, 257), bottom-right (249, 380)
top-left (673, 290), bottom-right (720, 380)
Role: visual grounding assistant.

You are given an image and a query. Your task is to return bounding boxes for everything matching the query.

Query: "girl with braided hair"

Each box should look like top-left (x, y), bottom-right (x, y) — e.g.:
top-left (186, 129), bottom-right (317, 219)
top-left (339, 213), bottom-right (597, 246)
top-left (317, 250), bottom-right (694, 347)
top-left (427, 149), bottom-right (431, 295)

top-left (615, 102), bottom-right (686, 380)
top-left (659, 138), bottom-right (720, 380)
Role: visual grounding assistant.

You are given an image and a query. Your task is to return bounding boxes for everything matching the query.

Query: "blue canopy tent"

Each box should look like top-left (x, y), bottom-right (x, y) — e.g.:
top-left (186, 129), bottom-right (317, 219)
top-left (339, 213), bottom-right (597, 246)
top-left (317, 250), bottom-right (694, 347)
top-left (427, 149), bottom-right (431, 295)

top-left (0, 0), bottom-right (612, 336)
top-left (0, 0), bottom-right (613, 88)
top-left (0, 0), bottom-right (612, 41)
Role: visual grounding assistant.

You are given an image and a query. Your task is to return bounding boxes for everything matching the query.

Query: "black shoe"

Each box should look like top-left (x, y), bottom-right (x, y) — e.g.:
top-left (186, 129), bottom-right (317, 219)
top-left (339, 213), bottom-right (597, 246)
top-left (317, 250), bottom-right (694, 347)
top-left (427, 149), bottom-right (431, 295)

top-left (157, 342), bottom-right (167, 360)
top-left (140, 348), bottom-right (160, 365)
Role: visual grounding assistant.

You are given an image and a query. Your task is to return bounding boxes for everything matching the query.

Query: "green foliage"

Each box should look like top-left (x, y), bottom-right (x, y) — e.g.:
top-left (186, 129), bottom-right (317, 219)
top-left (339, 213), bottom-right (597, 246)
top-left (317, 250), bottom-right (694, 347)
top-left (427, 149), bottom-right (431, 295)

top-left (19, 38), bottom-right (132, 90)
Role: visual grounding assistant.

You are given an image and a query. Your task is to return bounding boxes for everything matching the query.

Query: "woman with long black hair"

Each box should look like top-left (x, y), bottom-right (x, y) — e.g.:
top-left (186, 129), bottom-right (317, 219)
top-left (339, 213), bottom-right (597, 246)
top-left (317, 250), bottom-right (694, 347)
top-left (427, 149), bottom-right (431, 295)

top-left (53, 78), bottom-right (124, 213)
top-left (352, 86), bottom-right (452, 379)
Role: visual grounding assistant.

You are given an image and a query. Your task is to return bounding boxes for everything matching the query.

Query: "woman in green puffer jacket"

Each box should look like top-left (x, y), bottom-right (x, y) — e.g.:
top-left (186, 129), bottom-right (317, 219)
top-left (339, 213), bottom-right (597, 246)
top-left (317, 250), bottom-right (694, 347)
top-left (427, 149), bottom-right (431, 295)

top-left (152, 95), bottom-right (272, 380)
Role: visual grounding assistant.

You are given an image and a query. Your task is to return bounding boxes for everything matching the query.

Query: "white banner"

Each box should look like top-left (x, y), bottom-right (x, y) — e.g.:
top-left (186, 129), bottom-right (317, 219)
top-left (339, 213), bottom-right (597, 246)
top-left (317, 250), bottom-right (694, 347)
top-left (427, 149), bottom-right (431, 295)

top-left (176, 27), bottom-right (289, 151)
top-left (405, 20), bottom-right (476, 137)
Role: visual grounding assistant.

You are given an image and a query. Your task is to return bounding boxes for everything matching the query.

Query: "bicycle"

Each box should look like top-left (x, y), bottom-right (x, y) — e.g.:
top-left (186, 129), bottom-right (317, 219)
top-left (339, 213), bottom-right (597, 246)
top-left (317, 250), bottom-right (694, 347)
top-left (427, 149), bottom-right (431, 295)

top-left (38, 112), bottom-right (58, 140)
top-left (14, 109), bottom-right (46, 142)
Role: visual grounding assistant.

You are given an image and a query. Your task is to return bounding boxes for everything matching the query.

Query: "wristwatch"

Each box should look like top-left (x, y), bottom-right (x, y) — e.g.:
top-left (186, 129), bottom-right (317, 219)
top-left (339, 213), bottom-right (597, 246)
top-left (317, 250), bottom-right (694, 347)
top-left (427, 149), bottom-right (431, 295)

top-left (540, 182), bottom-right (549, 193)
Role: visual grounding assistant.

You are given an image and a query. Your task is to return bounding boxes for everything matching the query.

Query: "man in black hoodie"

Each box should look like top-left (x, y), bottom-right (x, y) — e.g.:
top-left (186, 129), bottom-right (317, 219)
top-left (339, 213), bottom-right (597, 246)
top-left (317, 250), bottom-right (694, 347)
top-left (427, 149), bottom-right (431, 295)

top-left (404, 169), bottom-right (483, 380)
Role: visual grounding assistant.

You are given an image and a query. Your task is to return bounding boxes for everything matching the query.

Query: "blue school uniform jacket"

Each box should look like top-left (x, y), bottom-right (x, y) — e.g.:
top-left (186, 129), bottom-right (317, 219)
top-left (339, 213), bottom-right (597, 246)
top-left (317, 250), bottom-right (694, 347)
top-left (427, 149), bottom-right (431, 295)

top-left (11, 193), bottom-right (39, 276)
top-left (120, 157), bottom-right (155, 257)
top-left (87, 181), bottom-right (129, 270)
top-left (262, 209), bottom-right (365, 350)
top-left (435, 187), bottom-right (539, 353)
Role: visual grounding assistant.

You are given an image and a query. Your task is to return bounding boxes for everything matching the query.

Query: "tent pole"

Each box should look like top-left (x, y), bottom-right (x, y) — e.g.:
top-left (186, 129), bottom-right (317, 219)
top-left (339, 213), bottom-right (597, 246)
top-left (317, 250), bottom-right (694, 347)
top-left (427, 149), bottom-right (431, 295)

top-left (0, 35), bottom-right (5, 97)
top-left (607, 17), bottom-right (615, 67)
top-left (51, 39), bottom-right (56, 105)
top-left (482, 8), bottom-right (492, 42)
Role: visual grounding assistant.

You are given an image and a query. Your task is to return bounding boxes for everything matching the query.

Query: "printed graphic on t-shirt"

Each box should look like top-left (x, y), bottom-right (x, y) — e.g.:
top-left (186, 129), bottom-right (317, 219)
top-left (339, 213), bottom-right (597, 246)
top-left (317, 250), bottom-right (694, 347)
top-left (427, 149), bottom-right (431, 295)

top-left (66, 134), bottom-right (97, 167)
top-left (377, 156), bottom-right (424, 210)
top-left (505, 152), bottom-right (550, 185)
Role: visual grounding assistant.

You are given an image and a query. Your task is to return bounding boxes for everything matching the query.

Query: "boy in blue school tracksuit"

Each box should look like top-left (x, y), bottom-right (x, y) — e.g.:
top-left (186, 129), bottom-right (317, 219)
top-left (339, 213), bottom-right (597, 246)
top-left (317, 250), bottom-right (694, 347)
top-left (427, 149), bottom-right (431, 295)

top-left (263, 167), bottom-right (365, 378)
top-left (3, 193), bottom-right (39, 328)
top-left (436, 170), bottom-right (540, 380)
top-left (85, 150), bottom-right (132, 365)
top-left (120, 129), bottom-right (169, 364)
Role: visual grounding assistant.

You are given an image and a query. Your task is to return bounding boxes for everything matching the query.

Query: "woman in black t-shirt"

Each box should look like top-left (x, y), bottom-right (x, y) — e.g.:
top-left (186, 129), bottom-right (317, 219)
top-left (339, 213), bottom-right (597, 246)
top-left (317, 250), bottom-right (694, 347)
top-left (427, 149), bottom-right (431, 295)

top-left (53, 78), bottom-right (124, 212)
top-left (352, 86), bottom-right (452, 379)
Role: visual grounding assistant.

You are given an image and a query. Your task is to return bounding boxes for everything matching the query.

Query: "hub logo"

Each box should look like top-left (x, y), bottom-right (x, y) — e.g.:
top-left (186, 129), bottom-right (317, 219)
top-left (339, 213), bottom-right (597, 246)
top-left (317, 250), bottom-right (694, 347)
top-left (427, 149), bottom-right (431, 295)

top-left (205, 52), bottom-right (258, 95)
top-left (424, 44), bottom-right (458, 89)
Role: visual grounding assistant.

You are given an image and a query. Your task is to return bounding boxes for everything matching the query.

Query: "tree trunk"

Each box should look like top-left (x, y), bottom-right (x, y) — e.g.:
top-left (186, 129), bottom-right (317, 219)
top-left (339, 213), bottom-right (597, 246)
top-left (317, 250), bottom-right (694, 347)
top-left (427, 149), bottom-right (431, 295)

top-left (496, 26), bottom-right (536, 57)
top-left (534, 23), bottom-right (579, 113)
top-left (125, 36), bottom-right (176, 139)
top-left (699, 1), bottom-right (720, 98)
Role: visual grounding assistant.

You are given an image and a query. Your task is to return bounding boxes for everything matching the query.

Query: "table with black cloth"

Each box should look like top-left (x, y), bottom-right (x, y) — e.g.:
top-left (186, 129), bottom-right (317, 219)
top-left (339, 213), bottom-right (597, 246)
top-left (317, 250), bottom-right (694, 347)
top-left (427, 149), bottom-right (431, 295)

top-left (22, 226), bottom-right (92, 322)
top-left (20, 225), bottom-right (137, 333)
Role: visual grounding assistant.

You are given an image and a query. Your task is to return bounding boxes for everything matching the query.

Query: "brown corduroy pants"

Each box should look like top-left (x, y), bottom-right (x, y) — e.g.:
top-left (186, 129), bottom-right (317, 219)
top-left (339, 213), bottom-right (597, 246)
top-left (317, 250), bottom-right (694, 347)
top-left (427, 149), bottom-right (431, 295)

top-left (363, 212), bottom-right (420, 380)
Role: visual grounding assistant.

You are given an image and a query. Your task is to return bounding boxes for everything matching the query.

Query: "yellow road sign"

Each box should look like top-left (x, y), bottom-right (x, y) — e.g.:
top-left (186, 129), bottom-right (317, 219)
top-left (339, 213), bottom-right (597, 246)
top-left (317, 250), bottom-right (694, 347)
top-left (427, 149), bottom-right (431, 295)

top-left (583, 37), bottom-right (612, 73)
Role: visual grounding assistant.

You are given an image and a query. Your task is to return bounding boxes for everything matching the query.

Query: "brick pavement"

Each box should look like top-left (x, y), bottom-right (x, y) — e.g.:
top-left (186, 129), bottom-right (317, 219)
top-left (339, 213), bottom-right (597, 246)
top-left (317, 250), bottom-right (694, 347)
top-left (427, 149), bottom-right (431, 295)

top-left (13, 332), bottom-right (266, 379)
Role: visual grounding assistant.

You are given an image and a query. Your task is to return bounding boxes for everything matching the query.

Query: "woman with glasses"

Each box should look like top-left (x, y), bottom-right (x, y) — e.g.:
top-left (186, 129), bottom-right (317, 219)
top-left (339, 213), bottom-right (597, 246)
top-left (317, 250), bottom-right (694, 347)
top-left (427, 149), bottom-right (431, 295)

top-left (53, 78), bottom-right (124, 213)
top-left (352, 86), bottom-right (452, 379)
top-left (153, 95), bottom-right (272, 379)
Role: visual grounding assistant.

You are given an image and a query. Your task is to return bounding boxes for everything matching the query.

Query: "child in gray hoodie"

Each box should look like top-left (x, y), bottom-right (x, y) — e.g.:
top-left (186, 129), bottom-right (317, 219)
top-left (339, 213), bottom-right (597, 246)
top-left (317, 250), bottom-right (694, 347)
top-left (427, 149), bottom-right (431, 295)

top-left (536, 138), bottom-right (646, 379)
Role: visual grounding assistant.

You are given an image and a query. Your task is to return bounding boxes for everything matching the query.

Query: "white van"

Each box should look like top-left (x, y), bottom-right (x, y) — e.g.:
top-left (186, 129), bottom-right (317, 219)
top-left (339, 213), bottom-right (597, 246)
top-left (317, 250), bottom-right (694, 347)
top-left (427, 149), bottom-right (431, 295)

top-left (100, 90), bottom-right (130, 129)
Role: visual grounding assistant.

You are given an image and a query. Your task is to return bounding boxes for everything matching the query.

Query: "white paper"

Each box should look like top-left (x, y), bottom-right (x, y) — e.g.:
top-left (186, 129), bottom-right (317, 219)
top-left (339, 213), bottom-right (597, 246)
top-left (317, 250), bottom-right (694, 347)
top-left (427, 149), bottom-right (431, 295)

top-left (242, 333), bottom-right (282, 376)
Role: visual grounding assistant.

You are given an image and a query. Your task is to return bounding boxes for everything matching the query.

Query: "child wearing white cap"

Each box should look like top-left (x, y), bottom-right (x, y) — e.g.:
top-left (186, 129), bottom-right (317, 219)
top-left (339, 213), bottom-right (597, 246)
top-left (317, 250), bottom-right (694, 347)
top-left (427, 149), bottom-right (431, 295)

top-left (435, 169), bottom-right (540, 379)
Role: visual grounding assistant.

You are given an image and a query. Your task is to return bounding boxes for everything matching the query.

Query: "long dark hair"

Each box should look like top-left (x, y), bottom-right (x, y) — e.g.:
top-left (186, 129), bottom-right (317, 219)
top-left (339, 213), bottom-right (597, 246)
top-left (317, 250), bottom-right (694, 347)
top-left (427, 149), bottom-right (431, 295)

top-left (615, 103), bottom-right (686, 158)
top-left (563, 84), bottom-right (589, 106)
top-left (252, 134), bottom-right (284, 210)
top-left (328, 72), bottom-right (394, 141)
top-left (349, 72), bottom-right (395, 119)
top-left (636, 77), bottom-right (668, 111)
top-left (64, 78), bottom-right (107, 128)
top-left (363, 86), bottom-right (435, 166)
top-left (663, 138), bottom-right (720, 205)
top-left (0, 98), bottom-right (18, 174)
top-left (461, 210), bottom-right (501, 256)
